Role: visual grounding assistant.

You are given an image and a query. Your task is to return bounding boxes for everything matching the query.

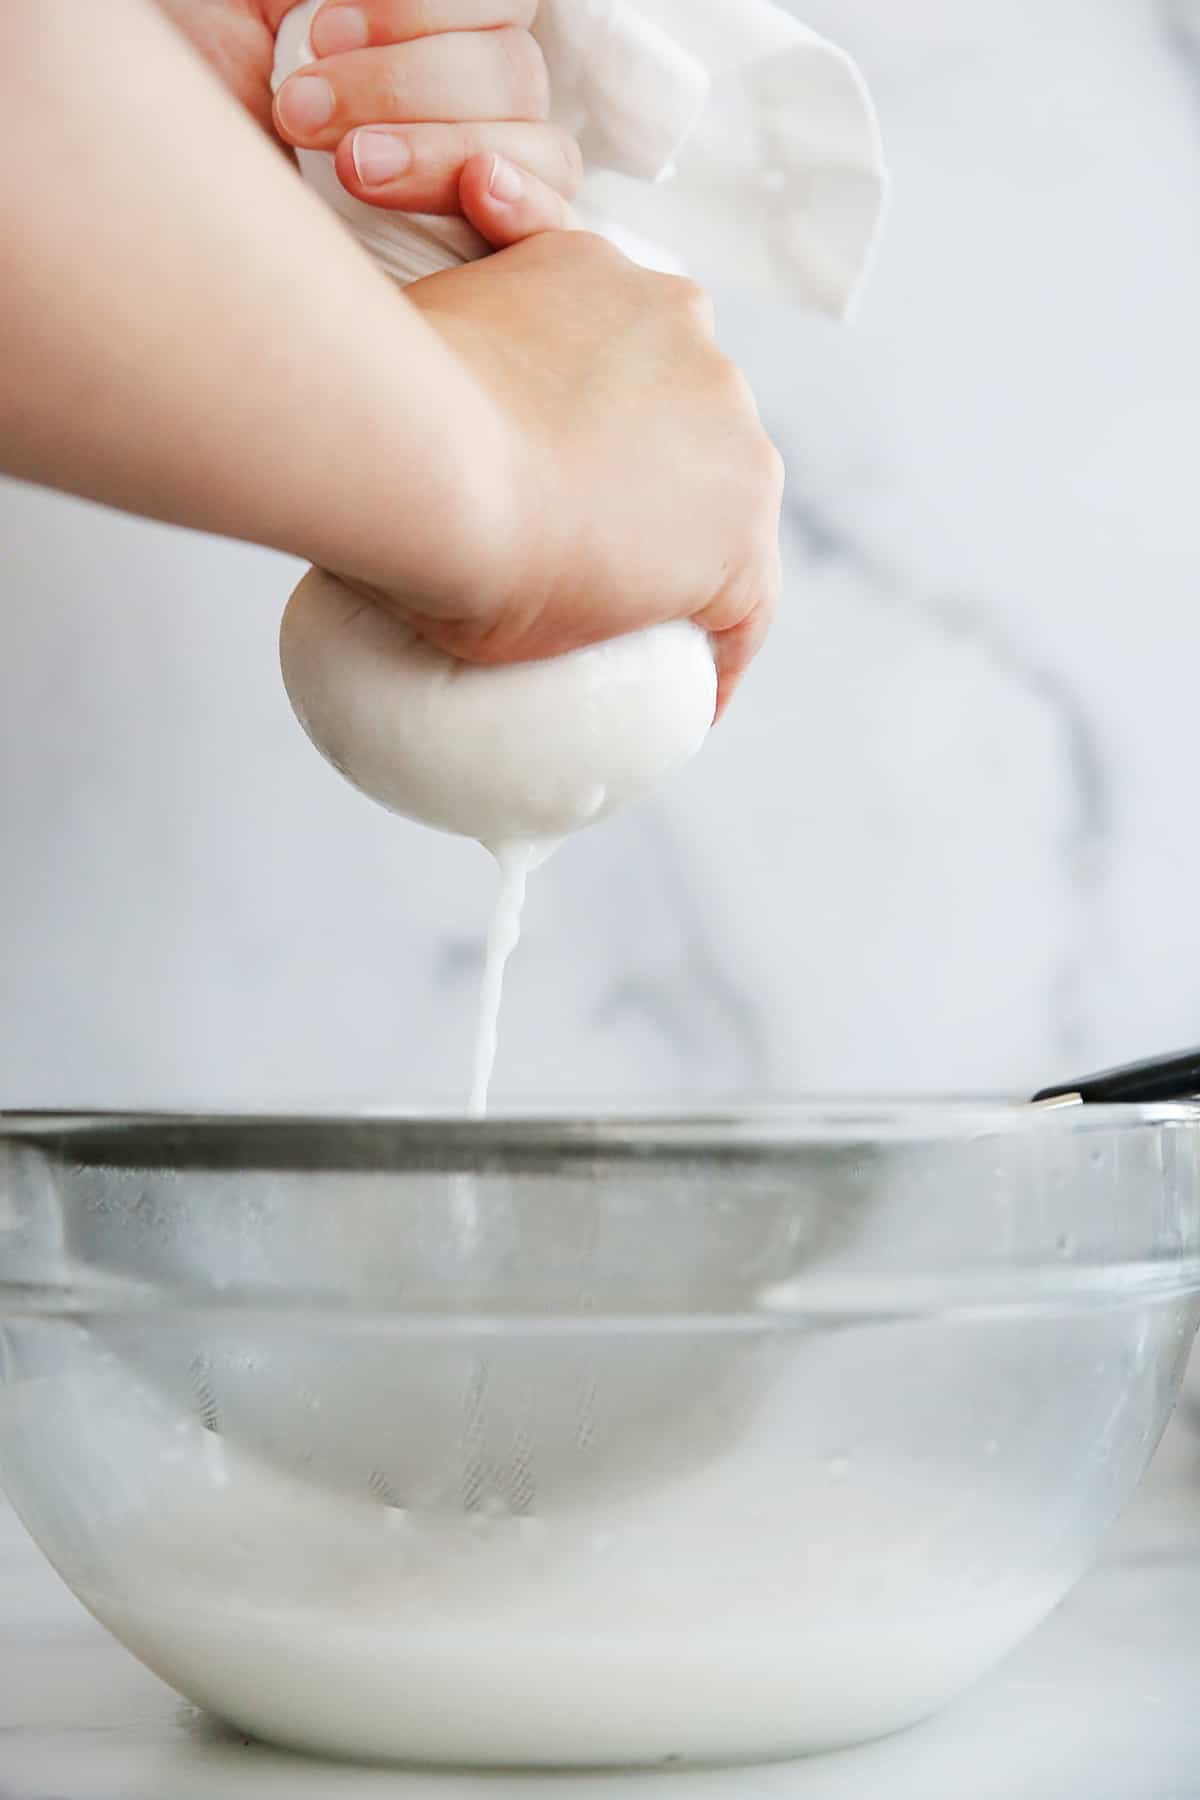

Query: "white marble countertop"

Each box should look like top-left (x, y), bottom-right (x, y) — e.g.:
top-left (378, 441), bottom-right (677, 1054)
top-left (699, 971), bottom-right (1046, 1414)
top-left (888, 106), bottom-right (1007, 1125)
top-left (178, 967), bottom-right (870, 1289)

top-left (4, 1428), bottom-right (1200, 1800)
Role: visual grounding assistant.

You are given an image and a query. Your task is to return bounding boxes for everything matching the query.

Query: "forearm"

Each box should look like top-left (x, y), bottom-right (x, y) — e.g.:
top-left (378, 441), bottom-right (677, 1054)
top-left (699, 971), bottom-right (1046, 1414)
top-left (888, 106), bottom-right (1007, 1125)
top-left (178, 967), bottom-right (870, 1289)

top-left (0, 0), bottom-right (501, 591)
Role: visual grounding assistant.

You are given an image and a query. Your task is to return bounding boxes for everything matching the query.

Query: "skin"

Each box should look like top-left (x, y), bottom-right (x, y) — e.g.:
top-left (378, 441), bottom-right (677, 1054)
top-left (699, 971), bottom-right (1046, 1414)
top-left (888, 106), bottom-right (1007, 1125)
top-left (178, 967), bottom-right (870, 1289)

top-left (157, 0), bottom-right (580, 228)
top-left (0, 0), bottom-right (782, 712)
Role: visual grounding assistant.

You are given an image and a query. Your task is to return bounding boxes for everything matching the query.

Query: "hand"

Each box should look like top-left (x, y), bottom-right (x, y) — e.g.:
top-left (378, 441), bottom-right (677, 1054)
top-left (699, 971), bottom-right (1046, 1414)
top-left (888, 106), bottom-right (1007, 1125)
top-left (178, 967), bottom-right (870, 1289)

top-left (151, 5), bottom-right (779, 711)
top-left (155, 2), bottom-right (579, 240)
top-left (384, 232), bottom-right (784, 715)
top-left (152, 1), bottom-right (291, 135)
top-left (273, 0), bottom-right (580, 240)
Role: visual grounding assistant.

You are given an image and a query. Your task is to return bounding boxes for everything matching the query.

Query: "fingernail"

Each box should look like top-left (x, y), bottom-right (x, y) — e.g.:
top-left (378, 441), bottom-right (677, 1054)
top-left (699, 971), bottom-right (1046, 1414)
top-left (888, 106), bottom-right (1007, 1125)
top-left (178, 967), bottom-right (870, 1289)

top-left (276, 74), bottom-right (334, 137)
top-left (311, 5), bottom-right (368, 54)
top-left (352, 130), bottom-right (412, 187)
top-left (488, 155), bottom-right (524, 204)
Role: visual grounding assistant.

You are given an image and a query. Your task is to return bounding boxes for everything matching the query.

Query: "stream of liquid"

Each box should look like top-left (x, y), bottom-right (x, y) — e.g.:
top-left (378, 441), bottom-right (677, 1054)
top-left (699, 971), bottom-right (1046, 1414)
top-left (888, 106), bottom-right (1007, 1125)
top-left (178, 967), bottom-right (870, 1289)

top-left (468, 842), bottom-right (545, 1116)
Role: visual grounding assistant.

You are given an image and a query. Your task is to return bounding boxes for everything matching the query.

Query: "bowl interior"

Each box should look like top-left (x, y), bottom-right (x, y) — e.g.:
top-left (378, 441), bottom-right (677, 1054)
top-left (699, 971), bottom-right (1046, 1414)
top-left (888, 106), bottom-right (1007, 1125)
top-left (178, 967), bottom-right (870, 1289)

top-left (2, 1104), bottom-right (1199, 1766)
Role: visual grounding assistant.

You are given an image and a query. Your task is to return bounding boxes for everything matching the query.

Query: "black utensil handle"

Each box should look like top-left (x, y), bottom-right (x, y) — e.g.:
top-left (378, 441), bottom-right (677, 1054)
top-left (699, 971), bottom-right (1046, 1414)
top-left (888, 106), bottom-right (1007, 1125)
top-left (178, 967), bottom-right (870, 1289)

top-left (1033, 1047), bottom-right (1200, 1105)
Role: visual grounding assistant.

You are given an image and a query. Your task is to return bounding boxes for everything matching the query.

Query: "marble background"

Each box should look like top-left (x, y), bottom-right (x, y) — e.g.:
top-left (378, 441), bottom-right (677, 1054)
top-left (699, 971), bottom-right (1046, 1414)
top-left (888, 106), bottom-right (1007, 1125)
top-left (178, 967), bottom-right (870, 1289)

top-left (2, 0), bottom-right (1200, 1112)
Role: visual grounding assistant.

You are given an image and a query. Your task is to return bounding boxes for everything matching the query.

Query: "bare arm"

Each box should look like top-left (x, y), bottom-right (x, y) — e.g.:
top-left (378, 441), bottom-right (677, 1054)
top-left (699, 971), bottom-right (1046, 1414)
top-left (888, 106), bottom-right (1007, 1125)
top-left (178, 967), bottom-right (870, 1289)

top-left (1, 0), bottom-right (780, 706)
top-left (0, 0), bottom-right (506, 596)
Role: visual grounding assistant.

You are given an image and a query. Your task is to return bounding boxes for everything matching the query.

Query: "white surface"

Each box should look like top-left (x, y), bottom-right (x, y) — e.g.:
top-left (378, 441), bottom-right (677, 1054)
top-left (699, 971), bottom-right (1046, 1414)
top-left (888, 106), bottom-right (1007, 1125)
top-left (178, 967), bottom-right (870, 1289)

top-left (3, 1), bottom-right (1199, 1113)
top-left (3, 1425), bottom-right (1200, 1798)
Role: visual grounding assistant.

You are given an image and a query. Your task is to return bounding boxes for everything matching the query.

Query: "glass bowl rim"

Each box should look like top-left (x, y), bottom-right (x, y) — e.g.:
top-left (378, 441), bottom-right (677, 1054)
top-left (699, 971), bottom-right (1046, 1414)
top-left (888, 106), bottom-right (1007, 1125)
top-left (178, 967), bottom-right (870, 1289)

top-left (4, 1102), bottom-right (1200, 1326)
top-left (2, 1097), bottom-right (1200, 1161)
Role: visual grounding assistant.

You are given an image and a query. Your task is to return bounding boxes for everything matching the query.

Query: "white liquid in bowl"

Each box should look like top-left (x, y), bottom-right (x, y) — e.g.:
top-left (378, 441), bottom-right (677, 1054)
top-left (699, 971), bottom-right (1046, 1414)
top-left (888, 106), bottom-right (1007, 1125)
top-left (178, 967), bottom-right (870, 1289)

top-left (66, 1388), bottom-right (1075, 1769)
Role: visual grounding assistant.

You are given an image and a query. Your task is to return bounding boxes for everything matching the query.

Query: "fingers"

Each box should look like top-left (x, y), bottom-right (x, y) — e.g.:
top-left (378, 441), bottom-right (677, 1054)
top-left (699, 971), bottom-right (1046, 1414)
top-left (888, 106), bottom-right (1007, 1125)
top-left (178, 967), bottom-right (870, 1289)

top-left (275, 4), bottom-right (571, 233)
top-left (274, 27), bottom-right (549, 149)
top-left (456, 152), bottom-right (575, 245)
top-left (335, 123), bottom-right (581, 212)
top-left (698, 441), bottom-right (785, 718)
top-left (708, 578), bottom-right (778, 720)
top-left (309, 0), bottom-right (537, 57)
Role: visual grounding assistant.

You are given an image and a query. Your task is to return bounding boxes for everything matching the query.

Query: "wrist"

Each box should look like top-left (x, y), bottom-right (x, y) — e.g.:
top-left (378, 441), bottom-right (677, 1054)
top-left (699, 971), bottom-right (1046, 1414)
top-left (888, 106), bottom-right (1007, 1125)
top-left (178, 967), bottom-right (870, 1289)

top-left (299, 313), bottom-right (548, 657)
top-left (272, 314), bottom-right (498, 604)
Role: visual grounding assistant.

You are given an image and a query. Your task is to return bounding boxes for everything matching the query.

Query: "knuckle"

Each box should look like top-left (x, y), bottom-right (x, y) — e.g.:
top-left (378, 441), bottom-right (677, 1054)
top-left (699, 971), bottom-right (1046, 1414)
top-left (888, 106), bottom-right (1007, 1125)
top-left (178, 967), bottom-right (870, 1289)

top-left (497, 26), bottom-right (550, 118)
top-left (749, 456), bottom-right (785, 536)
top-left (758, 436), bottom-right (786, 500)
top-left (710, 353), bottom-right (757, 413)
top-left (551, 127), bottom-right (584, 198)
top-left (660, 273), bottom-right (711, 316)
top-left (379, 52), bottom-right (412, 117)
top-left (568, 229), bottom-right (624, 268)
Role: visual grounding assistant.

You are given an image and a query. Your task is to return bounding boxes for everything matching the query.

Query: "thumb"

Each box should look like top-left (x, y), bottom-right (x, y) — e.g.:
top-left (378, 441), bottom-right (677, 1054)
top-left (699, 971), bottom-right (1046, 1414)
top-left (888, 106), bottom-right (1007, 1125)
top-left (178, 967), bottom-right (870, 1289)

top-left (459, 153), bottom-right (575, 251)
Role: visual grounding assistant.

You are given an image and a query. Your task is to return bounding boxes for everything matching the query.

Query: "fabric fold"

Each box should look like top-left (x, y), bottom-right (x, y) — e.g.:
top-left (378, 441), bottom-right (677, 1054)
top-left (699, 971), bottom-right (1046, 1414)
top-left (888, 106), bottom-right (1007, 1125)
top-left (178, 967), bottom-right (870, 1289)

top-left (273, 0), bottom-right (887, 315)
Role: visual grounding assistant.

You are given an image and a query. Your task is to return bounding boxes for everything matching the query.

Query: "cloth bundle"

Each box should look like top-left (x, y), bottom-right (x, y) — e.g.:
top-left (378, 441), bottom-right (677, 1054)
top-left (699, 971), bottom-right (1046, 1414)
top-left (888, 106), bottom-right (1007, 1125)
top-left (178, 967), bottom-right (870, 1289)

top-left (272, 0), bottom-right (886, 853)
top-left (273, 0), bottom-right (887, 312)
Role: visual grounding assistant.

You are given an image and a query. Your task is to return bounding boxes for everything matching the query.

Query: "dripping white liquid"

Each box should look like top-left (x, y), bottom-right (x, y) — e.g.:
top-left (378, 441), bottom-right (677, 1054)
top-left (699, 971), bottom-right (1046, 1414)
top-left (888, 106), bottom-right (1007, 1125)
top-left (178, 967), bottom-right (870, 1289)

top-left (468, 842), bottom-right (544, 1116)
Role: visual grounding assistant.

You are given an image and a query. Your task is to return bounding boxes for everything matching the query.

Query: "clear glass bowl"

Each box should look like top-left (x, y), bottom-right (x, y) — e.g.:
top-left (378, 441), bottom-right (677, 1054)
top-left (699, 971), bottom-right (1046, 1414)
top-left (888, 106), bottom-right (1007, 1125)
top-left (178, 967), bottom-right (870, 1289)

top-left (1, 1104), bottom-right (1199, 1769)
